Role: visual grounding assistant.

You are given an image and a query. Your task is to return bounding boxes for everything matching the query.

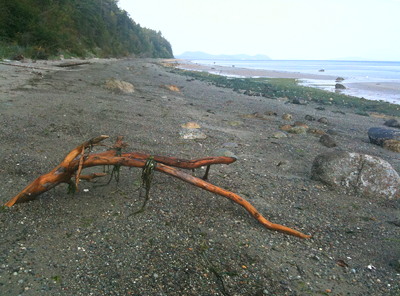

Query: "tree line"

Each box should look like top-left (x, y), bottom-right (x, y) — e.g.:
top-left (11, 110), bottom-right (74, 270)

top-left (0, 0), bottom-right (174, 59)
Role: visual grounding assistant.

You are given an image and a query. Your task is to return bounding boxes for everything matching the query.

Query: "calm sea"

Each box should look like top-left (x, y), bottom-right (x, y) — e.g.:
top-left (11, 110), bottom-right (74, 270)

top-left (191, 59), bottom-right (400, 104)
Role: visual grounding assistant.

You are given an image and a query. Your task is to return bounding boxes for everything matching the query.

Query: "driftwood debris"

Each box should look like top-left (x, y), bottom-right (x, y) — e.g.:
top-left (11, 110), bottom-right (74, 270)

top-left (4, 136), bottom-right (311, 239)
top-left (56, 61), bottom-right (91, 68)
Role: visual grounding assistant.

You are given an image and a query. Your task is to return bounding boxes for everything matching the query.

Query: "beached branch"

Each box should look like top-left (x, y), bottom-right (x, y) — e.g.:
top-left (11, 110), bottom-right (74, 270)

top-left (4, 136), bottom-right (311, 239)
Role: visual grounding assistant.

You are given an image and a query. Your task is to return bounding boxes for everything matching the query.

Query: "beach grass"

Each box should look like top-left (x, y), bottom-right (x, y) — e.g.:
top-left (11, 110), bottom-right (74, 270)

top-left (170, 68), bottom-right (400, 117)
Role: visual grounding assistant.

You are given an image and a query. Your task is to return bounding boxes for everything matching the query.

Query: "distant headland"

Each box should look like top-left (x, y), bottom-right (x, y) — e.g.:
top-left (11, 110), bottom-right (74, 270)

top-left (176, 51), bottom-right (271, 60)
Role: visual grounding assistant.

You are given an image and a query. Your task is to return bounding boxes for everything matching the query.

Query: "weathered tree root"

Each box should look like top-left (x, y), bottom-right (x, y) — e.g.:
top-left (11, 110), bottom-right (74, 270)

top-left (4, 136), bottom-right (311, 239)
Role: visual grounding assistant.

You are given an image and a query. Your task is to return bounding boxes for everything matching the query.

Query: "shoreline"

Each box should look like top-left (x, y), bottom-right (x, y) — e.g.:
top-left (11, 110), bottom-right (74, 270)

top-left (171, 59), bottom-right (400, 104)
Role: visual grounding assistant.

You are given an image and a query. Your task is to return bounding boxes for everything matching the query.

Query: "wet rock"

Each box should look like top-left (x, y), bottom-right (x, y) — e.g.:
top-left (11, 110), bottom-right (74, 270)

top-left (179, 129), bottom-right (207, 140)
top-left (319, 135), bottom-right (337, 148)
top-left (105, 78), bottom-right (135, 93)
top-left (368, 127), bottom-right (400, 146)
top-left (335, 83), bottom-right (346, 90)
top-left (271, 131), bottom-right (288, 139)
top-left (282, 113), bottom-right (292, 121)
top-left (336, 77), bottom-right (345, 82)
top-left (311, 151), bottom-right (400, 199)
top-left (318, 117), bottom-right (329, 124)
top-left (384, 119), bottom-right (400, 129)
top-left (181, 122), bottom-right (201, 129)
top-left (305, 115), bottom-right (316, 121)
top-left (383, 140), bottom-right (400, 152)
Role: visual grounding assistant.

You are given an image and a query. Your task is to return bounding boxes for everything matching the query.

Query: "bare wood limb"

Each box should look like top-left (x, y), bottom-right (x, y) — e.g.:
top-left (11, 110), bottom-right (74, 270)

top-left (4, 136), bottom-right (311, 238)
top-left (56, 61), bottom-right (91, 68)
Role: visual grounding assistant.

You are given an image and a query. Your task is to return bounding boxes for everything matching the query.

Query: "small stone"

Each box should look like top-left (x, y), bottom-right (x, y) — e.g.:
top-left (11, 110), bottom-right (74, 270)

top-left (271, 132), bottom-right (288, 139)
top-left (282, 113), bottom-right (292, 120)
top-left (319, 135), bottom-right (337, 148)
top-left (287, 126), bottom-right (307, 134)
top-left (179, 129), bottom-right (207, 140)
top-left (292, 98), bottom-right (306, 105)
top-left (305, 115), bottom-right (316, 121)
top-left (105, 78), bottom-right (135, 93)
top-left (384, 119), bottom-right (400, 128)
top-left (308, 128), bottom-right (326, 136)
top-left (181, 122), bottom-right (201, 129)
top-left (228, 120), bottom-right (243, 126)
top-left (294, 122), bottom-right (309, 129)
top-left (326, 129), bottom-right (339, 136)
top-left (264, 111), bottom-right (277, 116)
top-left (162, 84), bottom-right (180, 92)
top-left (280, 125), bottom-right (292, 131)
top-left (318, 117), bottom-right (329, 124)
top-left (335, 83), bottom-right (346, 89)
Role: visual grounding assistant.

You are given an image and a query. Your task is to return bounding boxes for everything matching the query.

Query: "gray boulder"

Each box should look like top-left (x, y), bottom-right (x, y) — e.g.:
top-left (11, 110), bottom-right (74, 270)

top-left (368, 127), bottom-right (400, 146)
top-left (311, 151), bottom-right (400, 199)
top-left (384, 119), bottom-right (400, 129)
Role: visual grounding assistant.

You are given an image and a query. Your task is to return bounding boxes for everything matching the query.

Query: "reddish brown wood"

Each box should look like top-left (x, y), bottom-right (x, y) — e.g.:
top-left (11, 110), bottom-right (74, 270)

top-left (4, 136), bottom-right (311, 239)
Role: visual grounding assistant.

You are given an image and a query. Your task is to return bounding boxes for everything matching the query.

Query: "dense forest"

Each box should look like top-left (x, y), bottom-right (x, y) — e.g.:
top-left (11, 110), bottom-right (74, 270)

top-left (0, 0), bottom-right (174, 59)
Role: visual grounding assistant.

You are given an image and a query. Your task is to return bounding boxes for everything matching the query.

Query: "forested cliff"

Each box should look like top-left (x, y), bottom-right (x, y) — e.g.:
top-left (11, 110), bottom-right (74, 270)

top-left (0, 0), bottom-right (173, 59)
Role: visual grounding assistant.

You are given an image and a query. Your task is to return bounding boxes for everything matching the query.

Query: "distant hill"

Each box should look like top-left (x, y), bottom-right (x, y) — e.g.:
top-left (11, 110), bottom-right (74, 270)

top-left (177, 51), bottom-right (271, 60)
top-left (0, 0), bottom-right (173, 59)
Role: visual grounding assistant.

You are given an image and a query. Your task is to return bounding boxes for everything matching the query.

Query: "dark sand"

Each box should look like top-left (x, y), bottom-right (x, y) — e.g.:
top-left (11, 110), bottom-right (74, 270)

top-left (0, 58), bottom-right (399, 295)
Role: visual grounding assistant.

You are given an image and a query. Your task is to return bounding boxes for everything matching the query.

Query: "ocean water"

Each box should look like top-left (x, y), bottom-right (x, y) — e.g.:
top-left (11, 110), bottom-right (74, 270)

top-left (191, 59), bottom-right (400, 104)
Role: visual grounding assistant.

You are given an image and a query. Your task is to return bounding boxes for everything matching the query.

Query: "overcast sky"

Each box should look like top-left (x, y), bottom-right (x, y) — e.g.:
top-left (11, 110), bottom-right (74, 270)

top-left (118, 0), bottom-right (400, 61)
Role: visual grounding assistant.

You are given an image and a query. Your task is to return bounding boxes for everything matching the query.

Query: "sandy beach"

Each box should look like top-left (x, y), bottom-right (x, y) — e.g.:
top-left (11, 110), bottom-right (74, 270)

top-left (0, 58), bottom-right (399, 295)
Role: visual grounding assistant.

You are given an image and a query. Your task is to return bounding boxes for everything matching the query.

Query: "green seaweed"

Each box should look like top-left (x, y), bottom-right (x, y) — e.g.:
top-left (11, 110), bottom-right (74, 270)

top-left (170, 68), bottom-right (400, 117)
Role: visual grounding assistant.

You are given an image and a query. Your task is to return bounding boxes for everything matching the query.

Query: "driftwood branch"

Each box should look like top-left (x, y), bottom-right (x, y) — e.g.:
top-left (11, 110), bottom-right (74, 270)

top-left (4, 136), bottom-right (311, 239)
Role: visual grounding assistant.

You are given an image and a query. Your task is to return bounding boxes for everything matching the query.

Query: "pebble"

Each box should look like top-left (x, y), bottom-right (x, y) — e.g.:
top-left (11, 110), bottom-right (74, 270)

top-left (179, 129), bottom-right (207, 140)
top-left (264, 111), bottom-right (277, 116)
top-left (287, 126), bottom-right (307, 134)
top-left (319, 135), bottom-right (337, 148)
top-left (318, 117), bottom-right (329, 124)
top-left (294, 122), bottom-right (309, 129)
top-left (271, 132), bottom-right (288, 139)
top-left (305, 115), bottom-right (316, 121)
top-left (282, 113), bottom-right (292, 120)
top-left (308, 128), bottom-right (326, 136)
top-left (280, 124), bottom-right (292, 131)
top-left (181, 122), bottom-right (201, 129)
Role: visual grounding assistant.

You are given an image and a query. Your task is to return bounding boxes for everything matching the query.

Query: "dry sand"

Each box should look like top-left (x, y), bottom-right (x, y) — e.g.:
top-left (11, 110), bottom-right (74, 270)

top-left (0, 58), bottom-right (399, 295)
